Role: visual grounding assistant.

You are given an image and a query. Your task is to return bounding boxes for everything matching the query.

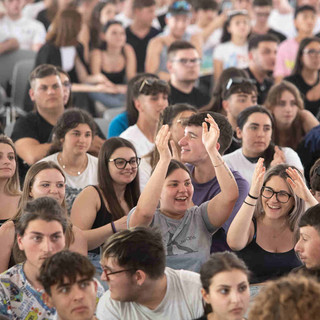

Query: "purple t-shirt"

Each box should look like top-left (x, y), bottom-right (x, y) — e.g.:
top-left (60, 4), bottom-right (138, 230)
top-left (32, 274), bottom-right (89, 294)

top-left (187, 164), bottom-right (249, 252)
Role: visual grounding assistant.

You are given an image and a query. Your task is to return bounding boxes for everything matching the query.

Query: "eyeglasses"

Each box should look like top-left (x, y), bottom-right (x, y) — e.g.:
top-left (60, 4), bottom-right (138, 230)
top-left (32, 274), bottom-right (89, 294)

top-left (261, 186), bottom-right (292, 203)
top-left (101, 267), bottom-right (136, 281)
top-left (108, 157), bottom-right (141, 169)
top-left (171, 58), bottom-right (202, 66)
top-left (139, 79), bottom-right (168, 94)
top-left (225, 77), bottom-right (256, 91)
top-left (303, 49), bottom-right (320, 56)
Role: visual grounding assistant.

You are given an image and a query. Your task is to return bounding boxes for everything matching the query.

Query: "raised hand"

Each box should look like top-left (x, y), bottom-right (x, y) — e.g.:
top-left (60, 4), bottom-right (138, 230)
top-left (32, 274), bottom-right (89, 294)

top-left (286, 167), bottom-right (315, 203)
top-left (202, 114), bottom-right (220, 152)
top-left (271, 146), bottom-right (286, 167)
top-left (250, 158), bottom-right (265, 198)
top-left (155, 125), bottom-right (172, 161)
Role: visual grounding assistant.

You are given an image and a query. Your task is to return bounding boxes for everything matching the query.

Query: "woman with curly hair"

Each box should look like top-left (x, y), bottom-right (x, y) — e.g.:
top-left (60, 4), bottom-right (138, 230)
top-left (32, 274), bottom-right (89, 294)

top-left (248, 275), bottom-right (320, 320)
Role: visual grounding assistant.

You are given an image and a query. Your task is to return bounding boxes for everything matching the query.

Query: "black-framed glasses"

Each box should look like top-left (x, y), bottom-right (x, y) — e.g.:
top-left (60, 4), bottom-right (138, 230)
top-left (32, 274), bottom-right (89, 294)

top-left (225, 77), bottom-right (256, 91)
top-left (101, 267), bottom-right (136, 281)
top-left (171, 58), bottom-right (202, 66)
top-left (139, 79), bottom-right (168, 94)
top-left (261, 186), bottom-right (292, 203)
top-left (108, 157), bottom-right (141, 169)
top-left (303, 49), bottom-right (320, 56)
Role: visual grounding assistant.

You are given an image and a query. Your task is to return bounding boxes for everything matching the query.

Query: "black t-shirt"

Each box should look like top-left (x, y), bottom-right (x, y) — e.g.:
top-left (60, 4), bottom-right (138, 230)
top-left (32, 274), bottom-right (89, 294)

top-left (245, 67), bottom-right (274, 105)
top-left (11, 112), bottom-right (54, 182)
top-left (168, 83), bottom-right (211, 109)
top-left (285, 73), bottom-right (320, 117)
top-left (125, 26), bottom-right (160, 73)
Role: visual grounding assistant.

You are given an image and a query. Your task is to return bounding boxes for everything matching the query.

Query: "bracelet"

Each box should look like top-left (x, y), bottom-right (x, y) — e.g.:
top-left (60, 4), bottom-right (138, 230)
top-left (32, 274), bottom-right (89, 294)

top-left (244, 200), bottom-right (256, 207)
top-left (111, 221), bottom-right (117, 234)
top-left (248, 193), bottom-right (258, 200)
top-left (213, 161), bottom-right (225, 168)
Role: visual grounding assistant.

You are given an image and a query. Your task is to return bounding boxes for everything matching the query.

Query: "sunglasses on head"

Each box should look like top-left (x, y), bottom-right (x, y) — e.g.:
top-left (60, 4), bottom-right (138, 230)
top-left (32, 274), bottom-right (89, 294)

top-left (225, 77), bottom-right (256, 91)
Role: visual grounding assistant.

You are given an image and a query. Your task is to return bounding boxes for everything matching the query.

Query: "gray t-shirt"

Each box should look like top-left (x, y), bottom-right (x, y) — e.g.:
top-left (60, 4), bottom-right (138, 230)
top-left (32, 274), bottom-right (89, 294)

top-left (96, 267), bottom-right (204, 320)
top-left (128, 202), bottom-right (217, 272)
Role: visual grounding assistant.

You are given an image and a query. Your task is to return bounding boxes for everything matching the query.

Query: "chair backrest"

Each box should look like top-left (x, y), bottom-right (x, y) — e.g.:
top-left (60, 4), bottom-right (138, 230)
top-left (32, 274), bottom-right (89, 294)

top-left (94, 117), bottom-right (110, 138)
top-left (0, 50), bottom-right (36, 92)
top-left (11, 59), bottom-right (36, 111)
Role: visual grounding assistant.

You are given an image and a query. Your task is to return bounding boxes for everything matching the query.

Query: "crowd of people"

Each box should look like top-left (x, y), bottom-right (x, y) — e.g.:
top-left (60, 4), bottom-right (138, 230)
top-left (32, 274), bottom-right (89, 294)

top-left (2, 0), bottom-right (320, 319)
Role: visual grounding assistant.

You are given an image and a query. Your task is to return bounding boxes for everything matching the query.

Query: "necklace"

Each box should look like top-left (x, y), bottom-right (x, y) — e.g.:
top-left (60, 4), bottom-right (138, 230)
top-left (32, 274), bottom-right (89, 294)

top-left (58, 153), bottom-right (87, 176)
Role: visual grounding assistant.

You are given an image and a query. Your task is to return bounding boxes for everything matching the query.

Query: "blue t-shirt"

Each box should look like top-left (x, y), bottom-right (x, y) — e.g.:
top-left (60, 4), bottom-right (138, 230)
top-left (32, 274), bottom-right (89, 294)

top-left (107, 112), bottom-right (129, 138)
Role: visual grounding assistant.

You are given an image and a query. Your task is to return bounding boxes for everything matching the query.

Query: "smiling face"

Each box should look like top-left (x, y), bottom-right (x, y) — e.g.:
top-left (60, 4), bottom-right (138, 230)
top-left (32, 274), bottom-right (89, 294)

top-left (46, 275), bottom-right (98, 320)
top-left (261, 175), bottom-right (294, 222)
top-left (18, 219), bottom-right (65, 271)
top-left (159, 168), bottom-right (193, 219)
top-left (295, 226), bottom-right (320, 269)
top-left (30, 169), bottom-right (65, 205)
top-left (0, 143), bottom-right (16, 180)
top-left (179, 125), bottom-right (210, 165)
top-left (236, 112), bottom-right (272, 158)
top-left (271, 90), bottom-right (299, 128)
top-left (108, 147), bottom-right (138, 186)
top-left (61, 123), bottom-right (93, 156)
top-left (202, 269), bottom-right (250, 320)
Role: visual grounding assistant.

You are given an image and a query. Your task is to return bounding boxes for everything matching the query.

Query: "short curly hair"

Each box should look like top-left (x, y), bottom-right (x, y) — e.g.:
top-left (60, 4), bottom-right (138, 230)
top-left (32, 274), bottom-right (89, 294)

top-left (248, 275), bottom-right (320, 320)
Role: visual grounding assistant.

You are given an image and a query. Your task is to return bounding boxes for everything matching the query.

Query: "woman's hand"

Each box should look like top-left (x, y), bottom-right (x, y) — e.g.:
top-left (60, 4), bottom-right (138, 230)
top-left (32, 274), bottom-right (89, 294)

top-left (250, 158), bottom-right (265, 198)
top-left (286, 167), bottom-right (316, 203)
top-left (202, 114), bottom-right (220, 153)
top-left (155, 125), bottom-right (172, 162)
top-left (271, 146), bottom-right (286, 167)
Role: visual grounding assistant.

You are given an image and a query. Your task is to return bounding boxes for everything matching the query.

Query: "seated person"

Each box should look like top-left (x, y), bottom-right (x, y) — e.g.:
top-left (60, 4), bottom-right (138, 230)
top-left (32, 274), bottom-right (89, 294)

top-left (0, 0), bottom-right (46, 51)
top-left (213, 10), bottom-right (251, 82)
top-left (294, 203), bottom-right (320, 280)
top-left (120, 77), bottom-right (170, 157)
top-left (223, 106), bottom-right (304, 186)
top-left (187, 0), bottom-right (226, 93)
top-left (145, 0), bottom-right (201, 81)
top-left (97, 227), bottom-right (204, 319)
top-left (227, 160), bottom-right (318, 284)
top-left (167, 41), bottom-right (211, 109)
top-left (107, 73), bottom-right (159, 138)
top-left (129, 116), bottom-right (239, 271)
top-left (40, 109), bottom-right (98, 211)
top-left (179, 112), bottom-right (249, 252)
top-left (0, 197), bottom-right (69, 318)
top-left (126, 0), bottom-right (161, 73)
top-left (265, 81), bottom-right (319, 151)
top-left (285, 37), bottom-right (320, 117)
top-left (39, 250), bottom-right (101, 320)
top-left (274, 5), bottom-right (316, 82)
top-left (221, 77), bottom-right (258, 154)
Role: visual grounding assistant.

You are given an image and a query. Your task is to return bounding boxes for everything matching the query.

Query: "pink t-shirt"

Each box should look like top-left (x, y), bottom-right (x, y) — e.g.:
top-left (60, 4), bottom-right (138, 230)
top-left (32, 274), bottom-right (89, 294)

top-left (274, 38), bottom-right (299, 78)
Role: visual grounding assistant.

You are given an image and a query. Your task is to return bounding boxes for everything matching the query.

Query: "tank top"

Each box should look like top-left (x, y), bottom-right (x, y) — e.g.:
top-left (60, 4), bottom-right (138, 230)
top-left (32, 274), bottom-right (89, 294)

top-left (236, 218), bottom-right (302, 284)
top-left (101, 67), bottom-right (126, 84)
top-left (89, 185), bottom-right (113, 255)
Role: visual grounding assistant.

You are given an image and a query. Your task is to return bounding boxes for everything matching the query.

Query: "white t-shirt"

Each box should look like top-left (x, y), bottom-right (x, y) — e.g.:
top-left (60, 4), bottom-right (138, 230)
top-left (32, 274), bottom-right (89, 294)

top-left (213, 41), bottom-right (249, 70)
top-left (96, 267), bottom-right (204, 320)
top-left (138, 155), bottom-right (152, 192)
top-left (22, 1), bottom-right (46, 20)
top-left (0, 16), bottom-right (46, 50)
top-left (120, 124), bottom-right (154, 158)
top-left (223, 147), bottom-right (304, 186)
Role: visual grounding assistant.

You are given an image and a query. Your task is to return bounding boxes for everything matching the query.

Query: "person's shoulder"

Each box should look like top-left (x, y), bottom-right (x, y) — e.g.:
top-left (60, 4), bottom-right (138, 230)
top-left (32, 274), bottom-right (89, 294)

top-left (0, 263), bottom-right (22, 280)
top-left (166, 267), bottom-right (201, 286)
top-left (120, 124), bottom-right (138, 137)
top-left (87, 153), bottom-right (98, 163)
top-left (223, 148), bottom-right (242, 160)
